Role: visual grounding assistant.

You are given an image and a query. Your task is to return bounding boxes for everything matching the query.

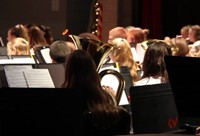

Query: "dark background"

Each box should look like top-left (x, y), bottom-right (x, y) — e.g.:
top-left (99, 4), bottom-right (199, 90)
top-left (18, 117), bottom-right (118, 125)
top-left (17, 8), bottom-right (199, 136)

top-left (130, 0), bottom-right (200, 39)
top-left (0, 0), bottom-right (200, 43)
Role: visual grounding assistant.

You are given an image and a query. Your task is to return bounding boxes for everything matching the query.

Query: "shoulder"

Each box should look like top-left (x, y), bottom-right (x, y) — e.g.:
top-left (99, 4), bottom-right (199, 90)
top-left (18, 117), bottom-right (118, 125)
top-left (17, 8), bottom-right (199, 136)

top-left (134, 76), bottom-right (162, 86)
top-left (134, 77), bottom-right (150, 86)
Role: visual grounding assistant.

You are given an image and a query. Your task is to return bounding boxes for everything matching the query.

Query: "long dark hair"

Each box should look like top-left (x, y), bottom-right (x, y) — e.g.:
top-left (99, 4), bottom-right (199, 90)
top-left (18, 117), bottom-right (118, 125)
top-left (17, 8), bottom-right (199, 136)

top-left (142, 41), bottom-right (172, 82)
top-left (62, 50), bottom-right (117, 110)
top-left (62, 50), bottom-right (130, 134)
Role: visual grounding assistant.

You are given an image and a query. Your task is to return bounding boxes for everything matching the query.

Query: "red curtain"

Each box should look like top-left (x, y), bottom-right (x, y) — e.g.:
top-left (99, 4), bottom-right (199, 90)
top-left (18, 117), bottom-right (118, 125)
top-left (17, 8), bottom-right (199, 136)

top-left (141, 0), bottom-right (163, 39)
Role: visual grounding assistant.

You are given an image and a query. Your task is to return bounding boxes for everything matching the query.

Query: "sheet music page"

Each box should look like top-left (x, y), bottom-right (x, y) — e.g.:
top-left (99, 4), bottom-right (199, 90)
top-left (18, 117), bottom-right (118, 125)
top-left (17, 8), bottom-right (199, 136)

top-left (100, 74), bottom-right (129, 105)
top-left (23, 69), bottom-right (55, 88)
top-left (12, 57), bottom-right (35, 64)
top-left (4, 65), bottom-right (33, 87)
top-left (119, 91), bottom-right (129, 105)
top-left (0, 56), bottom-right (35, 64)
top-left (40, 48), bottom-right (52, 63)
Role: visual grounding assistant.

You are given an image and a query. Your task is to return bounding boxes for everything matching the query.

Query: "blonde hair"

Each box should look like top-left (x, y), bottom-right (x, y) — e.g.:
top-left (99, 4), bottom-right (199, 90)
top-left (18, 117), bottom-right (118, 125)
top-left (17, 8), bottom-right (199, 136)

top-left (110, 38), bottom-right (140, 82)
top-left (7, 37), bottom-right (30, 55)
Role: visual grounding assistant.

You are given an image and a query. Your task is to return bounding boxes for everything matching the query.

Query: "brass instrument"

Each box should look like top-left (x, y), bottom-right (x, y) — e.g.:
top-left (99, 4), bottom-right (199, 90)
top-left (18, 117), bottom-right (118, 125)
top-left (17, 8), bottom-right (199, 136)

top-left (67, 35), bottom-right (126, 104)
top-left (68, 34), bottom-right (115, 72)
top-left (141, 39), bottom-right (161, 50)
top-left (99, 69), bottom-right (125, 105)
top-left (141, 39), bottom-right (179, 55)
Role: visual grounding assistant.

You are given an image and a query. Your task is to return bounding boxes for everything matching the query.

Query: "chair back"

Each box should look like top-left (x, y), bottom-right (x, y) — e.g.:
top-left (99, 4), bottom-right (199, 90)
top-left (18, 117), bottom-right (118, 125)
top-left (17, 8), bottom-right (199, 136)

top-left (129, 83), bottom-right (179, 134)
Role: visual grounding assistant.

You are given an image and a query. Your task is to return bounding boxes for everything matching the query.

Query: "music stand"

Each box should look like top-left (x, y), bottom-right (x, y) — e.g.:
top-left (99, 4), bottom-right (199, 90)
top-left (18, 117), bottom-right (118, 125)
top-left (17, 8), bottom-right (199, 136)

top-left (165, 55), bottom-right (200, 127)
top-left (129, 83), bottom-right (179, 134)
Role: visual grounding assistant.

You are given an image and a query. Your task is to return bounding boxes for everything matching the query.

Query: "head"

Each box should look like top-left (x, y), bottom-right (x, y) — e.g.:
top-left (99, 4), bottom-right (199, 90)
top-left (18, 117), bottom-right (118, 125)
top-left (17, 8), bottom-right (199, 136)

top-left (49, 40), bottom-right (72, 63)
top-left (7, 24), bottom-right (28, 42)
top-left (62, 50), bottom-right (101, 90)
top-left (142, 41), bottom-right (172, 81)
top-left (188, 25), bottom-right (200, 43)
top-left (27, 26), bottom-right (48, 48)
top-left (7, 37), bottom-right (30, 55)
top-left (108, 27), bottom-right (127, 44)
top-left (180, 25), bottom-right (190, 39)
top-left (126, 27), bottom-right (146, 45)
top-left (110, 38), bottom-right (140, 82)
top-left (110, 38), bottom-right (132, 64)
top-left (37, 24), bottom-right (54, 45)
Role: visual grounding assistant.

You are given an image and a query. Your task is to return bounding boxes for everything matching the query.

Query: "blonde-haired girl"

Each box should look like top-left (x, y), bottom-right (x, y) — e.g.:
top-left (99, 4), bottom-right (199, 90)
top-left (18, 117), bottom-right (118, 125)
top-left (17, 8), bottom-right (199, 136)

top-left (110, 38), bottom-right (141, 82)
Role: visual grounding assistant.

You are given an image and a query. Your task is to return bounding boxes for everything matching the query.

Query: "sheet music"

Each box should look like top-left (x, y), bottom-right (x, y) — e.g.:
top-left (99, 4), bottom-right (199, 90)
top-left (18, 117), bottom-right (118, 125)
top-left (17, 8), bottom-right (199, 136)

top-left (4, 65), bottom-right (33, 87)
top-left (4, 65), bottom-right (55, 88)
top-left (0, 56), bottom-right (35, 64)
top-left (100, 74), bottom-right (129, 105)
top-left (12, 57), bottom-right (35, 64)
top-left (40, 48), bottom-right (52, 63)
top-left (23, 69), bottom-right (55, 88)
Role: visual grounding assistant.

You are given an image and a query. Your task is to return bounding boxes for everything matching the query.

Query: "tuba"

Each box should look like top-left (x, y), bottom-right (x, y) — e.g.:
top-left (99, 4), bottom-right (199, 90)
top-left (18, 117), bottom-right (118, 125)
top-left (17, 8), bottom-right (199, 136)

top-left (67, 34), bottom-right (115, 72)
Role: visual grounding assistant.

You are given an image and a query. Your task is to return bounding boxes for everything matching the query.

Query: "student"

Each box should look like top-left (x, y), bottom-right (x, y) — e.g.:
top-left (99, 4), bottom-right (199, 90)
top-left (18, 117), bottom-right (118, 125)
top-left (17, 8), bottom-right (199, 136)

top-left (27, 26), bottom-right (50, 63)
top-left (62, 50), bottom-right (131, 135)
top-left (134, 41), bottom-right (172, 86)
top-left (109, 38), bottom-right (141, 83)
top-left (187, 25), bottom-right (200, 57)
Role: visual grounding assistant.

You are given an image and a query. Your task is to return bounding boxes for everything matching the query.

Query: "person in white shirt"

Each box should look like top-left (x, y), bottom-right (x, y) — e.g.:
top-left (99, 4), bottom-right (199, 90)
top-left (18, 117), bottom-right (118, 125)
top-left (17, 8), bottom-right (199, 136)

top-left (134, 41), bottom-right (172, 86)
top-left (188, 25), bottom-right (200, 57)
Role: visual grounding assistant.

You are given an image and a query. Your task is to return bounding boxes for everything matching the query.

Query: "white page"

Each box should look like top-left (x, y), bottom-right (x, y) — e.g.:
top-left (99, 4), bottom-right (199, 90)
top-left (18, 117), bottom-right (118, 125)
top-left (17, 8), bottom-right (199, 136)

top-left (40, 48), bottom-right (52, 63)
top-left (0, 57), bottom-right (35, 64)
top-left (23, 69), bottom-right (55, 88)
top-left (4, 65), bottom-right (33, 87)
top-left (100, 74), bottom-right (129, 105)
top-left (12, 57), bottom-right (35, 64)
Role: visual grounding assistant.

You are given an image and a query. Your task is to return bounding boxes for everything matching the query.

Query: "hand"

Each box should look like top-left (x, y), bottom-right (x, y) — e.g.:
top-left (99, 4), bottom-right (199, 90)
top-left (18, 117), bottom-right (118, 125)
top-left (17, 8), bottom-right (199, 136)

top-left (102, 85), bottom-right (116, 97)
